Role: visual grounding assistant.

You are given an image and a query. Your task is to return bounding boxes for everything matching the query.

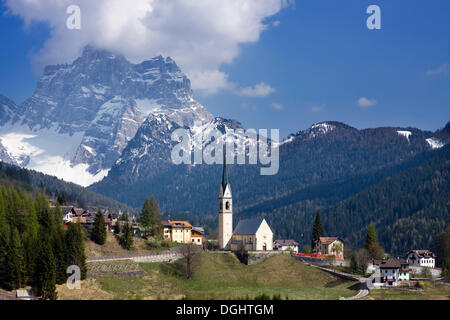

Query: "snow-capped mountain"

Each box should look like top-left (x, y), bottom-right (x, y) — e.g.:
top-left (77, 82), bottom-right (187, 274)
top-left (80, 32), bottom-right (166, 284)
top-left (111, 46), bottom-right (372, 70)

top-left (107, 116), bottom-right (252, 184)
top-left (0, 46), bottom-right (212, 186)
top-left (280, 121), bottom-right (450, 149)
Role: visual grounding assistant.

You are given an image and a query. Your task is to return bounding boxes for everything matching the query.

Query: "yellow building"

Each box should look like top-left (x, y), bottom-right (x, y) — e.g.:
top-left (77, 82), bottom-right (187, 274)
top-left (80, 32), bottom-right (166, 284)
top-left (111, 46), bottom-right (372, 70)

top-left (163, 220), bottom-right (192, 244)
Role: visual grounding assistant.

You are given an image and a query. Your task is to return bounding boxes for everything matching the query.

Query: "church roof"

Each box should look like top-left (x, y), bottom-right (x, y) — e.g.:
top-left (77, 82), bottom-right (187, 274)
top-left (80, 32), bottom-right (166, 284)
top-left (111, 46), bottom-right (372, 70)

top-left (233, 218), bottom-right (266, 235)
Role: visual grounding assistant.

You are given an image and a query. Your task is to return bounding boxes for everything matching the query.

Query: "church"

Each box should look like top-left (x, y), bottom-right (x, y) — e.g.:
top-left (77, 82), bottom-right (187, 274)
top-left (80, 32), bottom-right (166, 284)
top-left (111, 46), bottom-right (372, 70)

top-left (218, 154), bottom-right (273, 251)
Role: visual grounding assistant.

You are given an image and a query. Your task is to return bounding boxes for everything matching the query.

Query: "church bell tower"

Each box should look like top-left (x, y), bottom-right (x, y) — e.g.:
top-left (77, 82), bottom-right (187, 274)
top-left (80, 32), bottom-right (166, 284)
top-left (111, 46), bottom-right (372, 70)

top-left (218, 151), bottom-right (233, 250)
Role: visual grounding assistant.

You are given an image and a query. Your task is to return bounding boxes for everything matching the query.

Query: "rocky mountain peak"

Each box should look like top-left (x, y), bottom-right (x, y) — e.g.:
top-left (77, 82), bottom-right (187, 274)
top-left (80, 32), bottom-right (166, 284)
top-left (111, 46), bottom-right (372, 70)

top-left (0, 46), bottom-right (212, 185)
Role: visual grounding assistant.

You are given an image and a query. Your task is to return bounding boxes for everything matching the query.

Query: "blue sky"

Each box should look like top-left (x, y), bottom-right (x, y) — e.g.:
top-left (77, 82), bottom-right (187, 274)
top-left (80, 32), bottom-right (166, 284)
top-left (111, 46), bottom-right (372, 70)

top-left (0, 0), bottom-right (449, 138)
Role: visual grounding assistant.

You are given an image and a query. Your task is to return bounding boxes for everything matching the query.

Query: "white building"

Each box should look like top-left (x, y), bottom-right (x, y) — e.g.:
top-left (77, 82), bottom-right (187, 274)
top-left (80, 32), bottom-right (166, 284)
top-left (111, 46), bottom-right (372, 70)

top-left (370, 259), bottom-right (410, 287)
top-left (406, 250), bottom-right (436, 268)
top-left (230, 218), bottom-right (273, 252)
top-left (218, 152), bottom-right (274, 252)
top-left (274, 240), bottom-right (299, 253)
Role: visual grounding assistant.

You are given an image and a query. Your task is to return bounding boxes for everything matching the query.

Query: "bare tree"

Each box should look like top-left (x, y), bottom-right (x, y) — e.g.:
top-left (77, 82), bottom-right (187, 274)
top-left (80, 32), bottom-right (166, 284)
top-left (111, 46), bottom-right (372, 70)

top-left (355, 248), bottom-right (370, 275)
top-left (178, 244), bottom-right (202, 279)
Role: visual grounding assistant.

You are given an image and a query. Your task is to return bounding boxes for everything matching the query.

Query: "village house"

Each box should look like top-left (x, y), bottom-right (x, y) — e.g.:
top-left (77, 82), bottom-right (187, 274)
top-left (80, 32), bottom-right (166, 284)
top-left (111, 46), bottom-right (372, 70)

top-left (162, 220), bottom-right (204, 246)
top-left (313, 237), bottom-right (344, 258)
top-left (163, 220), bottom-right (192, 243)
top-left (191, 227), bottom-right (205, 246)
top-left (406, 250), bottom-right (436, 268)
top-left (52, 205), bottom-right (117, 233)
top-left (370, 259), bottom-right (411, 287)
top-left (274, 239), bottom-right (299, 253)
top-left (60, 206), bottom-right (75, 223)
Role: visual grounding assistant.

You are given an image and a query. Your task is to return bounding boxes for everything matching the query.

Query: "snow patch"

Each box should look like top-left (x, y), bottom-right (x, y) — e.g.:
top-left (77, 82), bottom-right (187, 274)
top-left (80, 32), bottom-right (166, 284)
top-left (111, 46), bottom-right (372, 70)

top-left (397, 130), bottom-right (412, 141)
top-left (0, 124), bottom-right (107, 187)
top-left (279, 136), bottom-right (295, 146)
top-left (426, 138), bottom-right (444, 149)
top-left (82, 144), bottom-right (96, 156)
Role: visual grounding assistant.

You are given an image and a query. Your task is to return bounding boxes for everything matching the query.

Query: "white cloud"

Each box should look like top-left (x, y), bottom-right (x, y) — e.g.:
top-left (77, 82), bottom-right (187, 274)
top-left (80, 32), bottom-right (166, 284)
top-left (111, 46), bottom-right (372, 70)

top-left (4, 0), bottom-right (291, 94)
top-left (273, 20), bottom-right (281, 27)
top-left (357, 97), bottom-right (377, 108)
top-left (271, 102), bottom-right (284, 110)
top-left (426, 63), bottom-right (450, 76)
top-left (237, 82), bottom-right (276, 97)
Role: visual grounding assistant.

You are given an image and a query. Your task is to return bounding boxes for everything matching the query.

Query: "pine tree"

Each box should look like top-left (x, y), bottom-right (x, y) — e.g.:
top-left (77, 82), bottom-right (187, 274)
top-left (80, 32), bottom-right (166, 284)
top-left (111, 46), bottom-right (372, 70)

top-left (149, 196), bottom-right (163, 239)
top-left (311, 211), bottom-right (325, 248)
top-left (92, 209), bottom-right (107, 245)
top-left (436, 228), bottom-right (450, 281)
top-left (34, 234), bottom-right (57, 300)
top-left (66, 223), bottom-right (87, 280)
top-left (56, 190), bottom-right (67, 205)
top-left (139, 198), bottom-right (152, 237)
top-left (121, 222), bottom-right (133, 250)
top-left (22, 196), bottom-right (39, 283)
top-left (5, 228), bottom-right (26, 290)
top-left (364, 224), bottom-right (379, 249)
top-left (0, 192), bottom-right (10, 288)
top-left (53, 225), bottom-right (68, 285)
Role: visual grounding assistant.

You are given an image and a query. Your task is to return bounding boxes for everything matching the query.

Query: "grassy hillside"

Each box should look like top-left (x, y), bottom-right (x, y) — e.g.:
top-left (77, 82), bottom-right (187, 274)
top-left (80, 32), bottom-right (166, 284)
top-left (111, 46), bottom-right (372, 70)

top-left (364, 283), bottom-right (450, 300)
top-left (85, 233), bottom-right (179, 257)
top-left (57, 253), bottom-right (359, 300)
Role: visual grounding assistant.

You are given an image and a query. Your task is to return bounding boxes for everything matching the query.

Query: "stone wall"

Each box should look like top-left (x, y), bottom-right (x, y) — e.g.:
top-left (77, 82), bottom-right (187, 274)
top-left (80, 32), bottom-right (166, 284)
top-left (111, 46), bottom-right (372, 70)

top-left (234, 250), bottom-right (288, 265)
top-left (294, 256), bottom-right (349, 267)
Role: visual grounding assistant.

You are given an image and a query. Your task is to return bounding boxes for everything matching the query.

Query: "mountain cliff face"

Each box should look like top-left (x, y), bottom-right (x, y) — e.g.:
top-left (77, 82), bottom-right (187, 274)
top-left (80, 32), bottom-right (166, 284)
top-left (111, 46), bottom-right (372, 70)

top-left (0, 46), bottom-right (212, 185)
top-left (0, 94), bottom-right (19, 127)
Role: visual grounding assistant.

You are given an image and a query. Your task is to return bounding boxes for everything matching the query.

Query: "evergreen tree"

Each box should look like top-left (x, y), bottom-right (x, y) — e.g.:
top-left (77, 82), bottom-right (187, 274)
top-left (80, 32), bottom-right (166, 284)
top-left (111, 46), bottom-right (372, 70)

top-left (311, 211), bottom-right (324, 248)
top-left (436, 228), bottom-right (450, 281)
top-left (364, 224), bottom-right (379, 249)
top-left (149, 196), bottom-right (163, 239)
top-left (121, 222), bottom-right (133, 250)
top-left (53, 225), bottom-right (68, 285)
top-left (0, 193), bottom-right (10, 288)
top-left (35, 194), bottom-right (55, 232)
top-left (33, 234), bottom-right (57, 300)
top-left (22, 196), bottom-right (39, 282)
top-left (66, 223), bottom-right (87, 280)
top-left (5, 228), bottom-right (26, 290)
top-left (139, 198), bottom-right (152, 237)
top-left (92, 209), bottom-right (107, 245)
top-left (56, 190), bottom-right (67, 205)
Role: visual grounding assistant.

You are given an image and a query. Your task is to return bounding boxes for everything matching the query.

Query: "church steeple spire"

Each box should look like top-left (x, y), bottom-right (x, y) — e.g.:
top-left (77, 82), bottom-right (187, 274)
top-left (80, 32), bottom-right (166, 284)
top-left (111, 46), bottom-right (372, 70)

top-left (222, 148), bottom-right (228, 191)
top-left (218, 147), bottom-right (232, 250)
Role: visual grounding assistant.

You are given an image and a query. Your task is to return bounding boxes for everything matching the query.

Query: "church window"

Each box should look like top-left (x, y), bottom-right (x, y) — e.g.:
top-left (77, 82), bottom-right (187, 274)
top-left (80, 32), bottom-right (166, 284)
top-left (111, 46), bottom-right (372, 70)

top-left (226, 201), bottom-right (230, 210)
